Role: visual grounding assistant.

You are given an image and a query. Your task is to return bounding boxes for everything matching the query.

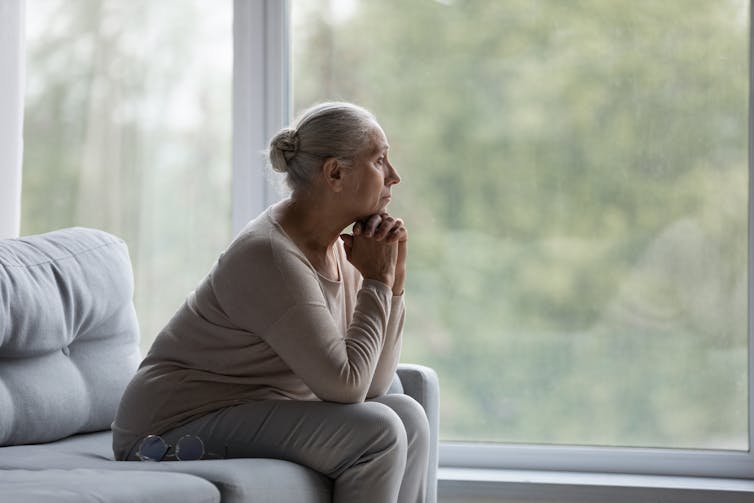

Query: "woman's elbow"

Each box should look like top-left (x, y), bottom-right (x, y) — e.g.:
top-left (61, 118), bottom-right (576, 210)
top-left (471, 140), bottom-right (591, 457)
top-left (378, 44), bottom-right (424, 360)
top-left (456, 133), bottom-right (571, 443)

top-left (315, 382), bottom-right (369, 403)
top-left (365, 383), bottom-right (389, 400)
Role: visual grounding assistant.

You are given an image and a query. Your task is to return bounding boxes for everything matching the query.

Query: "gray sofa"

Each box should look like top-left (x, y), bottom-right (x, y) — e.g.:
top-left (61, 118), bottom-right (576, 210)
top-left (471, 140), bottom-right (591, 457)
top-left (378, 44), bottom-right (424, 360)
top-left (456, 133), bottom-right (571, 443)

top-left (0, 227), bottom-right (440, 503)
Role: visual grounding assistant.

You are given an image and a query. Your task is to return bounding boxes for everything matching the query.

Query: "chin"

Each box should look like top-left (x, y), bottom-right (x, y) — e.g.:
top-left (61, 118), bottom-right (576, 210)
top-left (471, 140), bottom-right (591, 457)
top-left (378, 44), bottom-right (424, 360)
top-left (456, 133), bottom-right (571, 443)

top-left (354, 198), bottom-right (390, 220)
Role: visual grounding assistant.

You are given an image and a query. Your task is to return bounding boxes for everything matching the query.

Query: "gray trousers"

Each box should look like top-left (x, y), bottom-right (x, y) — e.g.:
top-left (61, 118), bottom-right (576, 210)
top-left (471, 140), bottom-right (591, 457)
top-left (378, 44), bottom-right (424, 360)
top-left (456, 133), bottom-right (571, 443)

top-left (130, 394), bottom-right (429, 503)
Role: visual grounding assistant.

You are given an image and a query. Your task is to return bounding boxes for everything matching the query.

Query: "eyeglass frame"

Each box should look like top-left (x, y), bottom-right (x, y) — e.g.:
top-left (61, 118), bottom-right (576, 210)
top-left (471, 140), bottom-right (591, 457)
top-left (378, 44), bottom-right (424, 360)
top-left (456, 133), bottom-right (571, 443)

top-left (136, 434), bottom-right (222, 461)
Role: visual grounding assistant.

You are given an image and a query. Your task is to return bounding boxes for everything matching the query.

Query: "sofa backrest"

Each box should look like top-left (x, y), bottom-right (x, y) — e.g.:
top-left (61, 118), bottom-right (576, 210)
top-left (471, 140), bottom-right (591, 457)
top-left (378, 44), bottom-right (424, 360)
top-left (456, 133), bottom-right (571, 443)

top-left (0, 227), bottom-right (141, 446)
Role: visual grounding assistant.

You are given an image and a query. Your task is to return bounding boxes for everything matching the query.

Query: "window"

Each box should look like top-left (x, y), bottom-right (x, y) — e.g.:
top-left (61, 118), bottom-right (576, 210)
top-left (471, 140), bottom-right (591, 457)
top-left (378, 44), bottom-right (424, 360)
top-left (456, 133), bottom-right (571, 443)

top-left (291, 0), bottom-right (751, 474)
top-left (20, 0), bottom-right (753, 481)
top-left (23, 0), bottom-right (233, 355)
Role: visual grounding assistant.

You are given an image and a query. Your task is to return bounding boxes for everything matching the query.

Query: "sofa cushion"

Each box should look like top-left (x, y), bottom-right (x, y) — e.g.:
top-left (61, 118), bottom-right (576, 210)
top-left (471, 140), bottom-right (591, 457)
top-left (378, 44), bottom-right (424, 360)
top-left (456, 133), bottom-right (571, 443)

top-left (0, 431), bottom-right (332, 503)
top-left (0, 468), bottom-right (220, 503)
top-left (0, 228), bottom-right (141, 446)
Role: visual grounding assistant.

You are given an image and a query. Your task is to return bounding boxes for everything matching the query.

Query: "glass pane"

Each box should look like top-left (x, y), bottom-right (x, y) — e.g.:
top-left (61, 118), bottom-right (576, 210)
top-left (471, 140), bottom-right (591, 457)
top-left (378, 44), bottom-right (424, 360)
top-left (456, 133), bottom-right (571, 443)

top-left (23, 0), bottom-right (232, 356)
top-left (293, 0), bottom-right (750, 450)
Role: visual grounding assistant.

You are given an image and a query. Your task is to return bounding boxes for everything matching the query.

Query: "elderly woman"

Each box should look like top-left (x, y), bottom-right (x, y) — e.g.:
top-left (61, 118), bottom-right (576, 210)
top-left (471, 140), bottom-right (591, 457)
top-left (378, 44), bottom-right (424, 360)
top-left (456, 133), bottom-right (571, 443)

top-left (112, 102), bottom-right (430, 503)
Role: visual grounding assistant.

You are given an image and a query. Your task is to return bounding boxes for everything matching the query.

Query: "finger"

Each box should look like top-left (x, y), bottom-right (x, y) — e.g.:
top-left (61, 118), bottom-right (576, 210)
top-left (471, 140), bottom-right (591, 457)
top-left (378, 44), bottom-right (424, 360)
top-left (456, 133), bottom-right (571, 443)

top-left (391, 218), bottom-right (407, 242)
top-left (353, 221), bottom-right (362, 236)
top-left (374, 216), bottom-right (397, 240)
top-left (393, 219), bottom-right (407, 242)
top-left (385, 225), bottom-right (406, 244)
top-left (377, 217), bottom-right (403, 241)
top-left (377, 213), bottom-right (401, 228)
top-left (363, 214), bottom-right (382, 237)
top-left (398, 226), bottom-right (408, 242)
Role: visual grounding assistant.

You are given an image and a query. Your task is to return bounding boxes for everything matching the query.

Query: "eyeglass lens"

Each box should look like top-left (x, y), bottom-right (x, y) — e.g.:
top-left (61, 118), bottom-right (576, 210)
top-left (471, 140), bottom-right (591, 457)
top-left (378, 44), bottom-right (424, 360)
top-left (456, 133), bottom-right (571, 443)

top-left (175, 435), bottom-right (205, 461)
top-left (138, 435), bottom-right (169, 461)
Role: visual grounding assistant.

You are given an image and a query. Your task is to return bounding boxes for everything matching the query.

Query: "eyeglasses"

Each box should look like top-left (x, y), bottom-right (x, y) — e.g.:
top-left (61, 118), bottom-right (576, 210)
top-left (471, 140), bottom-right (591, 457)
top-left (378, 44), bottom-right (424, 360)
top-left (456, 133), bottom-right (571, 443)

top-left (136, 434), bottom-right (217, 462)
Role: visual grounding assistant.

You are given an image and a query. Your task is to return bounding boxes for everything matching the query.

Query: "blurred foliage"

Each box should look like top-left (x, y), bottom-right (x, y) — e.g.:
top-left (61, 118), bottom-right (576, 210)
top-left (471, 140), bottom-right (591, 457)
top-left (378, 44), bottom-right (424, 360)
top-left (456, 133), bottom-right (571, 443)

top-left (21, 0), bottom-right (233, 357)
top-left (20, 0), bottom-right (749, 450)
top-left (293, 0), bottom-right (749, 448)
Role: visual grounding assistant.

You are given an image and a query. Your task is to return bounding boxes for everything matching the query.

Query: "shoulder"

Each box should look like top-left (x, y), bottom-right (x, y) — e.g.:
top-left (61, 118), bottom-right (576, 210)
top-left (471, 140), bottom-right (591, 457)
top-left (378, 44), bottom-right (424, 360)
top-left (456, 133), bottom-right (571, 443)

top-left (219, 209), bottom-right (299, 268)
top-left (215, 218), bottom-right (276, 274)
top-left (212, 210), bottom-right (320, 302)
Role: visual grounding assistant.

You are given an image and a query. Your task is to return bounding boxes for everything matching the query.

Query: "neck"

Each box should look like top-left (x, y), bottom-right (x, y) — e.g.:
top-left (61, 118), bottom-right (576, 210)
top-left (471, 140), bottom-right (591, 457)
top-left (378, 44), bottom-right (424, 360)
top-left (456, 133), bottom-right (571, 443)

top-left (277, 192), bottom-right (353, 255)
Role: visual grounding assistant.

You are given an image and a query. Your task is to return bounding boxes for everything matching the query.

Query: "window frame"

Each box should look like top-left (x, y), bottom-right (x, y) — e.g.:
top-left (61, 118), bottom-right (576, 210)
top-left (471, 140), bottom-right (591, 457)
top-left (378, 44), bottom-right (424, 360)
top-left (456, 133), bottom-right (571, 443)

top-left (236, 0), bottom-right (754, 480)
top-left (232, 0), bottom-right (290, 234)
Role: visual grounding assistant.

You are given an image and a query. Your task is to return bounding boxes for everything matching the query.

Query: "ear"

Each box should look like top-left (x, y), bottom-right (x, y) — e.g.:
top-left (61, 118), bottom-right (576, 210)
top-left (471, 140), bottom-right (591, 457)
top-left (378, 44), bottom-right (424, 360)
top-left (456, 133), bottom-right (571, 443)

top-left (322, 157), bottom-right (345, 192)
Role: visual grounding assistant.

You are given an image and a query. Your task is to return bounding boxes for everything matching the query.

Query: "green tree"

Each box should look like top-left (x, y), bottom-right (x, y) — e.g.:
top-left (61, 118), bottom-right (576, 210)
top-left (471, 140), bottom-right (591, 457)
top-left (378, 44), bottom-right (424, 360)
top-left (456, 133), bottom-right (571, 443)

top-left (22, 0), bottom-right (232, 356)
top-left (293, 0), bottom-right (749, 448)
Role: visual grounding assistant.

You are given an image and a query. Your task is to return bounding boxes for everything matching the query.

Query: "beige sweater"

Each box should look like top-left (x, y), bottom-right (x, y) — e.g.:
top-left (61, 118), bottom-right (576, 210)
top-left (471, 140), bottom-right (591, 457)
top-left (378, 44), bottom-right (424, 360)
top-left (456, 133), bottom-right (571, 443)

top-left (112, 203), bottom-right (405, 459)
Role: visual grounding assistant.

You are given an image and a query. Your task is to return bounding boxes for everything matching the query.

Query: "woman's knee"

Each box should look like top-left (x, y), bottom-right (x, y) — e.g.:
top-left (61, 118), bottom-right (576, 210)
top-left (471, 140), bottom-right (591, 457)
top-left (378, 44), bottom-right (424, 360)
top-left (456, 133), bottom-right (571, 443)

top-left (374, 395), bottom-right (429, 441)
top-left (355, 401), bottom-right (408, 454)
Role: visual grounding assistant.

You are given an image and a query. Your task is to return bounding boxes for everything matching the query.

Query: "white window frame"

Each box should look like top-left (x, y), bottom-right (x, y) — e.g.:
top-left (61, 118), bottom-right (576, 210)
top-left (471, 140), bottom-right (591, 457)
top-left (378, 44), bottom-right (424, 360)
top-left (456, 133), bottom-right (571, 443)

top-left (235, 0), bottom-right (754, 483)
top-left (232, 0), bottom-right (290, 234)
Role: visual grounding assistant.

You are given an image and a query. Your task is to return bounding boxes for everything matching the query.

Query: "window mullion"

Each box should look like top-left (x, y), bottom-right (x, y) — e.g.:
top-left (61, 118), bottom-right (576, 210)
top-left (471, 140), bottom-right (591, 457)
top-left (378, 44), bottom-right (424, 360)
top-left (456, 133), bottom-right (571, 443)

top-left (232, 0), bottom-right (290, 236)
top-left (747, 0), bottom-right (754, 464)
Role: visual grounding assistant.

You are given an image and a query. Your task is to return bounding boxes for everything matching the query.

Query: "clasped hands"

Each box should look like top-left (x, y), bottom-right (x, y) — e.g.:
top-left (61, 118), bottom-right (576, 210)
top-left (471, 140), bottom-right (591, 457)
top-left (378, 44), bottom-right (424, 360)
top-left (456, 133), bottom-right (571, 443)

top-left (340, 212), bottom-right (407, 294)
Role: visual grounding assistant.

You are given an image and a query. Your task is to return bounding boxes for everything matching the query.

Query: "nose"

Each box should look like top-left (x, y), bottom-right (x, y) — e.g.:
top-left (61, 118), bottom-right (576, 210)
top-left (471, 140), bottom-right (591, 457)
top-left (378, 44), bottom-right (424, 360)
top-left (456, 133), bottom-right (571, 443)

top-left (385, 161), bottom-right (400, 186)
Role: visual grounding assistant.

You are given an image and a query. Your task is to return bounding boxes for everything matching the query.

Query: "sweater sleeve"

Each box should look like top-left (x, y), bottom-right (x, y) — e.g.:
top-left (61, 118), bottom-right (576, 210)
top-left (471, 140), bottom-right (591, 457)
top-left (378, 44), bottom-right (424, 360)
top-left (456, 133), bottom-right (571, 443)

top-left (262, 279), bottom-right (392, 403)
top-left (211, 230), bottom-right (393, 403)
top-left (366, 295), bottom-right (405, 398)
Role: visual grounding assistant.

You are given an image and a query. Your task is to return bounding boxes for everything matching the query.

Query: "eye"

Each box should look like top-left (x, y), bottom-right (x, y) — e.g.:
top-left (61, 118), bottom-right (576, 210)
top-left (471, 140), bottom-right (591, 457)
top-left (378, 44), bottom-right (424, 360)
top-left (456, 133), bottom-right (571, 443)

top-left (376, 156), bottom-right (386, 165)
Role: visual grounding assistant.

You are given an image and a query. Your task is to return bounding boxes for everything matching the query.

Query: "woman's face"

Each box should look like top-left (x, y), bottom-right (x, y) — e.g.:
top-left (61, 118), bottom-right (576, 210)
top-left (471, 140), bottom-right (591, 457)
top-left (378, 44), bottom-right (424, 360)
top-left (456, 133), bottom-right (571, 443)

top-left (344, 123), bottom-right (401, 218)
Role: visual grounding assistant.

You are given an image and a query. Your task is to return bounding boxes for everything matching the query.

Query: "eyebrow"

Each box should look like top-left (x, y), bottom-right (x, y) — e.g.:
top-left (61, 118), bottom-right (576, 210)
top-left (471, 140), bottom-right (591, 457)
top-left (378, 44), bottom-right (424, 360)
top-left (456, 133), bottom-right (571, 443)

top-left (373, 142), bottom-right (390, 154)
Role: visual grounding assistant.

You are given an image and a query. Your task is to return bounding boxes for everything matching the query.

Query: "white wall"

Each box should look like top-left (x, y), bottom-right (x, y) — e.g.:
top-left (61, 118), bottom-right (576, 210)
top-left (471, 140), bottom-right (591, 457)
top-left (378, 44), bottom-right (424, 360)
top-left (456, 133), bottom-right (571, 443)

top-left (0, 0), bottom-right (25, 238)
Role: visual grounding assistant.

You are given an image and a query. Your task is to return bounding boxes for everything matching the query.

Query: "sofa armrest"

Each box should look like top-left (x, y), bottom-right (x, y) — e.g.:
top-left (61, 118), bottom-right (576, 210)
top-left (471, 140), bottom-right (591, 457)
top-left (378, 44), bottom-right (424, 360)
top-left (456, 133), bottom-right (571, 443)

top-left (397, 363), bottom-right (439, 503)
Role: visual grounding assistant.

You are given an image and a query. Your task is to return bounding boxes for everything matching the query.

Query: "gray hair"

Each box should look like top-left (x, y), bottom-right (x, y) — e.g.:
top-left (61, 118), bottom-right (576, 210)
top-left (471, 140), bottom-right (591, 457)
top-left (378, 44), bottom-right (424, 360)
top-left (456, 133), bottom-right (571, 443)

top-left (268, 102), bottom-right (378, 191)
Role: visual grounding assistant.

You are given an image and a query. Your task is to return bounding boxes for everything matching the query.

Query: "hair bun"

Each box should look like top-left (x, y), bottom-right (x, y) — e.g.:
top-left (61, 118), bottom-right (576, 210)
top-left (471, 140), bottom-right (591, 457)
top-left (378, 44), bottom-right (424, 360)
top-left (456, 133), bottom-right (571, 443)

top-left (269, 128), bottom-right (299, 173)
top-left (276, 129), bottom-right (300, 159)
